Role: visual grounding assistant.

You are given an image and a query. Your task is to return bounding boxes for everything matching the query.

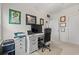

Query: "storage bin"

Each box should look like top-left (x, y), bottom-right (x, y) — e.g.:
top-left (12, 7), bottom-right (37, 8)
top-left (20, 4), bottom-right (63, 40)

top-left (2, 39), bottom-right (15, 55)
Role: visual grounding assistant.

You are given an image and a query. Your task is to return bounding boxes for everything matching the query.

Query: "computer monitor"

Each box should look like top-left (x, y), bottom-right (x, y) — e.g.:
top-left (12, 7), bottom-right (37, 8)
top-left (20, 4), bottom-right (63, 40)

top-left (31, 25), bottom-right (42, 33)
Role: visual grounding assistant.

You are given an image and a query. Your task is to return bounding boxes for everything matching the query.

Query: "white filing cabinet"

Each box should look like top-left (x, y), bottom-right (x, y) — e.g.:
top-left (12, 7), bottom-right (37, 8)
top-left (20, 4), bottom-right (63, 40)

top-left (28, 35), bottom-right (38, 54)
top-left (27, 33), bottom-right (44, 54)
top-left (15, 37), bottom-right (27, 55)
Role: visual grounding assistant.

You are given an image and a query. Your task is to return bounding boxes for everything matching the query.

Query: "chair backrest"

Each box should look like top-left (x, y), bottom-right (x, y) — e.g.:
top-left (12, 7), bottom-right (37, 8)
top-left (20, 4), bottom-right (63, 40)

top-left (44, 28), bottom-right (51, 43)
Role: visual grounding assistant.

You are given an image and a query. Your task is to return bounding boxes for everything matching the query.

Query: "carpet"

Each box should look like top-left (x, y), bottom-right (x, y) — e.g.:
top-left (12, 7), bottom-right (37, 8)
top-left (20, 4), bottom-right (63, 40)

top-left (32, 43), bottom-right (63, 55)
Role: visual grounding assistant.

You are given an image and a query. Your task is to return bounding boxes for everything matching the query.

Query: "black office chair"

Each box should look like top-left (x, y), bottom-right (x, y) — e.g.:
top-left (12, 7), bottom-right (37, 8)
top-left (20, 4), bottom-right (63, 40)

top-left (38, 28), bottom-right (51, 52)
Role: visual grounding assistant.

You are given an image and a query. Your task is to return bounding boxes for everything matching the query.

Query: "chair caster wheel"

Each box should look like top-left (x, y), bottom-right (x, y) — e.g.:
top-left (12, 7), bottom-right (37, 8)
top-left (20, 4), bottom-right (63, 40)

top-left (42, 48), bottom-right (45, 52)
top-left (42, 49), bottom-right (44, 52)
top-left (49, 49), bottom-right (51, 51)
top-left (42, 50), bottom-right (44, 52)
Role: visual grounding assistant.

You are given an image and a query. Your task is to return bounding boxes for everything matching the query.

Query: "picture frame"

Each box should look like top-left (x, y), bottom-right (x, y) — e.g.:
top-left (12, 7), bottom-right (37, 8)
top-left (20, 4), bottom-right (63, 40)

top-left (60, 16), bottom-right (66, 22)
top-left (40, 18), bottom-right (44, 25)
top-left (26, 14), bottom-right (36, 25)
top-left (9, 9), bottom-right (21, 24)
top-left (59, 23), bottom-right (66, 27)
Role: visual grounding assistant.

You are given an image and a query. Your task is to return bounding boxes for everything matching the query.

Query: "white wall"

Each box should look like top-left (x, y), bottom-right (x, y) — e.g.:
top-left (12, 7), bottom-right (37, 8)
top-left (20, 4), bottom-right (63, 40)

top-left (0, 4), bottom-right (1, 41)
top-left (49, 5), bottom-right (79, 45)
top-left (2, 3), bottom-right (49, 40)
top-left (49, 16), bottom-right (59, 41)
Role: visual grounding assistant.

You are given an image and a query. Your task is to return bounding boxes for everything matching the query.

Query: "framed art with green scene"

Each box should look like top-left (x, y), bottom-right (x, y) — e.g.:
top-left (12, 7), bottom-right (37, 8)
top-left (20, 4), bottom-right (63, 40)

top-left (9, 9), bottom-right (21, 24)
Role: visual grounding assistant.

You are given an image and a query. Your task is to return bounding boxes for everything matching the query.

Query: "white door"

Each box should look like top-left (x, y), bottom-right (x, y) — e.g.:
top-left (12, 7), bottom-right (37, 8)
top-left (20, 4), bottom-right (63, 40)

top-left (59, 26), bottom-right (69, 42)
top-left (49, 17), bottom-right (69, 41)
top-left (59, 17), bottom-right (69, 42)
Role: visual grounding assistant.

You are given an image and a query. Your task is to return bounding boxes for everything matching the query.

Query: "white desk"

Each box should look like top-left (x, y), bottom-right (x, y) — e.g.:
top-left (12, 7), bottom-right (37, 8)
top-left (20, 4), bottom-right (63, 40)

top-left (27, 33), bottom-right (44, 54)
top-left (14, 33), bottom-right (44, 55)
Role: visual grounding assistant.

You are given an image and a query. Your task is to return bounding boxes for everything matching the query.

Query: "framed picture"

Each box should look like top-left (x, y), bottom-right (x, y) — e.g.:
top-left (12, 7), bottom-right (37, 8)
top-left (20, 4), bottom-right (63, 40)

top-left (60, 27), bottom-right (65, 32)
top-left (9, 9), bottom-right (21, 24)
top-left (26, 14), bottom-right (36, 25)
top-left (60, 16), bottom-right (66, 22)
top-left (40, 18), bottom-right (44, 25)
top-left (59, 23), bottom-right (66, 27)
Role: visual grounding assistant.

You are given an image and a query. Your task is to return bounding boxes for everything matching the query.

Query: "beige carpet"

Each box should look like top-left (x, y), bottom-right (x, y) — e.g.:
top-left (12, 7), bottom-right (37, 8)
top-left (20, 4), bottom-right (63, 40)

top-left (32, 42), bottom-right (63, 55)
top-left (31, 40), bottom-right (79, 55)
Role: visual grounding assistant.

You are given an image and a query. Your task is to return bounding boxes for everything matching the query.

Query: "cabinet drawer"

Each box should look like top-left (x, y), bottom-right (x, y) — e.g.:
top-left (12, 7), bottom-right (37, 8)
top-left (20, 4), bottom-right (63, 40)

top-left (15, 42), bottom-right (25, 48)
top-left (30, 40), bottom-right (37, 45)
top-left (15, 47), bottom-right (25, 55)
top-left (29, 38), bottom-right (36, 42)
top-left (29, 43), bottom-right (38, 53)
top-left (29, 36), bottom-right (37, 40)
top-left (33, 43), bottom-right (38, 50)
top-left (15, 37), bottom-right (25, 41)
top-left (29, 36), bottom-right (34, 39)
top-left (15, 41), bottom-right (24, 46)
top-left (29, 37), bottom-right (37, 42)
top-left (15, 39), bottom-right (25, 45)
top-left (15, 44), bottom-right (25, 52)
top-left (15, 44), bottom-right (23, 49)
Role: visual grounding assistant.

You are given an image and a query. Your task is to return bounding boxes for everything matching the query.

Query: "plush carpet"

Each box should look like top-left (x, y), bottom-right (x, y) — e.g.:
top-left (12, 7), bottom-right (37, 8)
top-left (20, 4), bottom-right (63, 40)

top-left (31, 43), bottom-right (63, 55)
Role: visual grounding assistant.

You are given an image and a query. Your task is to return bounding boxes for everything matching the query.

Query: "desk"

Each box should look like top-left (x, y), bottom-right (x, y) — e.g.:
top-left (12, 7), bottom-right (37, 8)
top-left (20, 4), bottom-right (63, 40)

top-left (27, 33), bottom-right (44, 54)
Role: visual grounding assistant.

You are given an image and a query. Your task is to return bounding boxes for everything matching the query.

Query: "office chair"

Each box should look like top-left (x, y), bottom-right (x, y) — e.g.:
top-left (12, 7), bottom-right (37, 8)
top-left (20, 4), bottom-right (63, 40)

top-left (38, 28), bottom-right (51, 52)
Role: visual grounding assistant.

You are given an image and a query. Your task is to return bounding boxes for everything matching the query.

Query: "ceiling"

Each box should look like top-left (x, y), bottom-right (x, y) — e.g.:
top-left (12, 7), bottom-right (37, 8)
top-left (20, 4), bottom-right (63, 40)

top-left (24, 3), bottom-right (79, 14)
top-left (5, 3), bottom-right (79, 15)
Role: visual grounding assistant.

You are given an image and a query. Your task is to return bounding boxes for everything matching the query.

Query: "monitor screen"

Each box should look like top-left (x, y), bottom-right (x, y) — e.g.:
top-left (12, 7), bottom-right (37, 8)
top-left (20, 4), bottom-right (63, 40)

top-left (31, 25), bottom-right (42, 33)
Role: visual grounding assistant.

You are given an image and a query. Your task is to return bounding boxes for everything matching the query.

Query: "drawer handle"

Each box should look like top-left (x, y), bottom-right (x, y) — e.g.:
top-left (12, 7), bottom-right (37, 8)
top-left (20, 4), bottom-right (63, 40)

top-left (20, 43), bottom-right (22, 45)
top-left (20, 40), bottom-right (22, 41)
top-left (20, 47), bottom-right (22, 48)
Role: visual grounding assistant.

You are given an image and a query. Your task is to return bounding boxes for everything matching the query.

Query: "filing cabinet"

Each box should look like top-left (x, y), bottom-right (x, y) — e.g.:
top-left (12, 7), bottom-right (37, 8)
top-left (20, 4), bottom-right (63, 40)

top-left (28, 35), bottom-right (38, 54)
top-left (15, 37), bottom-right (27, 55)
